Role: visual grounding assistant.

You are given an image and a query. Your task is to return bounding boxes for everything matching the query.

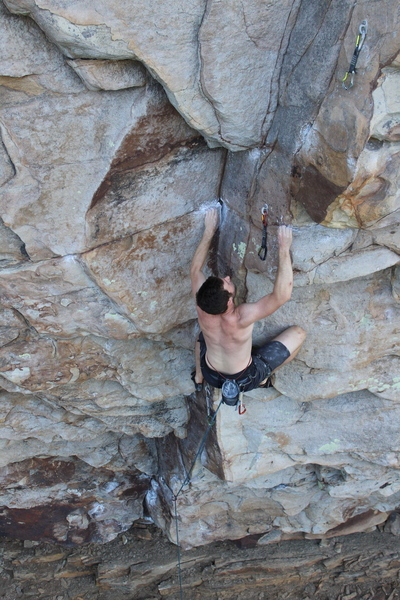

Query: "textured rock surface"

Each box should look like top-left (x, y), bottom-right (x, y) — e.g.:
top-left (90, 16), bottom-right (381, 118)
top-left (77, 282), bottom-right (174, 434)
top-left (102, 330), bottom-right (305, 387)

top-left (3, 0), bottom-right (299, 150)
top-left (0, 456), bottom-right (150, 544)
top-left (293, 3), bottom-right (400, 228)
top-left (84, 213), bottom-right (203, 334)
top-left (0, 528), bottom-right (399, 600)
top-left (0, 0), bottom-right (399, 550)
top-left (148, 388), bottom-right (400, 548)
top-left (0, 256), bottom-right (139, 338)
top-left (66, 58), bottom-right (148, 91)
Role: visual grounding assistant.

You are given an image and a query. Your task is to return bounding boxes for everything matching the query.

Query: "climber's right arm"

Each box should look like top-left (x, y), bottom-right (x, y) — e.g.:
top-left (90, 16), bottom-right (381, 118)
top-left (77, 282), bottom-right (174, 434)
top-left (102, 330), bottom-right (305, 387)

top-left (190, 208), bottom-right (219, 295)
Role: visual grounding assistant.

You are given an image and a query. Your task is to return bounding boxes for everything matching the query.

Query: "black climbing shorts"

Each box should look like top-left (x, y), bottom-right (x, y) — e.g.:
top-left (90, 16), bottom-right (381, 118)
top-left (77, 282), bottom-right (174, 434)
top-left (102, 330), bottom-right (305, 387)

top-left (198, 333), bottom-right (290, 392)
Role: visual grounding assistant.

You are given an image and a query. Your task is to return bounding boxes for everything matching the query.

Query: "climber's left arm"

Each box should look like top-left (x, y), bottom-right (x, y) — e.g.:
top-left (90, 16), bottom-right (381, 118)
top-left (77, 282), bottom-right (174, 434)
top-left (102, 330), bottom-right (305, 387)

top-left (238, 225), bottom-right (293, 326)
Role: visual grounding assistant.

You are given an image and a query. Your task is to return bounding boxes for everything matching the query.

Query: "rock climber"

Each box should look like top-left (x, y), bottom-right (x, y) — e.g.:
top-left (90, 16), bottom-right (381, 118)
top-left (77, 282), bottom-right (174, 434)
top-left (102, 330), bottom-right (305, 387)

top-left (190, 207), bottom-right (306, 395)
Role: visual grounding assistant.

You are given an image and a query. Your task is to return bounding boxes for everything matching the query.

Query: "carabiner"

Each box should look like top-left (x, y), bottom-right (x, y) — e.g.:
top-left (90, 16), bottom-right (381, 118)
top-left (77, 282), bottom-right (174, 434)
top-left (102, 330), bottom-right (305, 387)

top-left (238, 394), bottom-right (246, 416)
top-left (258, 245), bottom-right (267, 261)
top-left (342, 71), bottom-right (355, 90)
top-left (358, 20), bottom-right (367, 49)
top-left (261, 204), bottom-right (268, 225)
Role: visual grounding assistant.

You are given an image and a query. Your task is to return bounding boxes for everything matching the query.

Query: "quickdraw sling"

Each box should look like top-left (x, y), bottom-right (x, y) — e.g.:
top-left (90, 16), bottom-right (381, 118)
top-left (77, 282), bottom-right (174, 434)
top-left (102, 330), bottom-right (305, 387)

top-left (342, 20), bottom-right (368, 90)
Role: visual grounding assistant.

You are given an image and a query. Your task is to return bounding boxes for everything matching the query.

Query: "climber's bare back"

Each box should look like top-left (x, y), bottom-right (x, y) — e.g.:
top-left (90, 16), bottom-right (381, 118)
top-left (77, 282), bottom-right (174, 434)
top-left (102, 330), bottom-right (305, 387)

top-left (196, 301), bottom-right (254, 374)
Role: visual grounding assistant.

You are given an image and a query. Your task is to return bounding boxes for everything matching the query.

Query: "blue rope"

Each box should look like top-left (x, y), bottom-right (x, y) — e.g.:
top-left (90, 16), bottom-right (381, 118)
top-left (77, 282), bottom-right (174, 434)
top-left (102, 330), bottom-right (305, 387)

top-left (172, 398), bottom-right (223, 600)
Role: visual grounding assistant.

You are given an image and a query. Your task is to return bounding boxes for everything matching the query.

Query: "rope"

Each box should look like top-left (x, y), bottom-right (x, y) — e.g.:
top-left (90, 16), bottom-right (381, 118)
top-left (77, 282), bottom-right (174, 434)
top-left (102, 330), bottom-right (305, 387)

top-left (171, 398), bottom-right (223, 599)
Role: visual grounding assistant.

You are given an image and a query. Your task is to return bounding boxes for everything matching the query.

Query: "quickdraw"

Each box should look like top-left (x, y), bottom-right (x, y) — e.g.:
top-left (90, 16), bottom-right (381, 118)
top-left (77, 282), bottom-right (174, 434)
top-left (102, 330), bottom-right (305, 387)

top-left (258, 204), bottom-right (268, 261)
top-left (342, 20), bottom-right (368, 90)
top-left (238, 392), bottom-right (246, 415)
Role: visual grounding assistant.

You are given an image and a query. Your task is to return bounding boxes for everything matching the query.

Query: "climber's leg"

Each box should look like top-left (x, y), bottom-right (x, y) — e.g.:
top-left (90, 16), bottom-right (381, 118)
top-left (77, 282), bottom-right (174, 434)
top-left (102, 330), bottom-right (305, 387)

top-left (257, 326), bottom-right (306, 386)
top-left (269, 326), bottom-right (306, 370)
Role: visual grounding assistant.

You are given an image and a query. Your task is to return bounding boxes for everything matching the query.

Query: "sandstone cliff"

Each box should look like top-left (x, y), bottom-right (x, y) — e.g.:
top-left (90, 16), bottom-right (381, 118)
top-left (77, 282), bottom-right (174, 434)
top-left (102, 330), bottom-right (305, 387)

top-left (0, 0), bottom-right (399, 550)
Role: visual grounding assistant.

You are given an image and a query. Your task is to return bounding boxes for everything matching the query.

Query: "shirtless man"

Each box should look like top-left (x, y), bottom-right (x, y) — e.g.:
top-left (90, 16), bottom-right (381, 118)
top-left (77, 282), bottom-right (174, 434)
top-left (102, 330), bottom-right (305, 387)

top-left (190, 208), bottom-right (306, 393)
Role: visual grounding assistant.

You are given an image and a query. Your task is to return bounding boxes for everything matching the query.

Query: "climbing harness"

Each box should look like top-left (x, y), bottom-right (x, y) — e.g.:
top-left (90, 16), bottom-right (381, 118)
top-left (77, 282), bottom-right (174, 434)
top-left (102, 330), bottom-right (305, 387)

top-left (206, 355), bottom-right (251, 410)
top-left (342, 20), bottom-right (368, 90)
top-left (171, 398), bottom-right (223, 600)
top-left (258, 204), bottom-right (268, 261)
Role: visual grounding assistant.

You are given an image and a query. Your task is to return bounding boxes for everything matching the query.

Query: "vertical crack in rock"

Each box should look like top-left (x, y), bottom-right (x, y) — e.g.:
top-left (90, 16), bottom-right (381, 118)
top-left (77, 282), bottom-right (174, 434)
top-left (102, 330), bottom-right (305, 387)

top-left (216, 145), bottom-right (279, 304)
top-left (232, 0), bottom-right (358, 285)
top-left (206, 148), bottom-right (229, 277)
top-left (238, 149), bottom-right (275, 294)
top-left (196, 0), bottom-right (223, 140)
top-left (216, 150), bottom-right (229, 200)
top-left (260, 0), bottom-right (302, 145)
top-left (279, 0), bottom-right (348, 106)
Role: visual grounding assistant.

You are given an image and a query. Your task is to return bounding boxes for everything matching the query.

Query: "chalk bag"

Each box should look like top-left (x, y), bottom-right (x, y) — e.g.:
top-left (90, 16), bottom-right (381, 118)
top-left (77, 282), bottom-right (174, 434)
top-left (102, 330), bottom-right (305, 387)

top-left (221, 379), bottom-right (240, 406)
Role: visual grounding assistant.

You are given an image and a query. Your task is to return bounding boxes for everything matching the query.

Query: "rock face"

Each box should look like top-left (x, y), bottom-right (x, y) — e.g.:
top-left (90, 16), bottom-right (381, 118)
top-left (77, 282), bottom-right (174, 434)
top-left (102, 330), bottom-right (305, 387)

top-left (1, 527), bottom-right (400, 600)
top-left (0, 0), bottom-right (399, 548)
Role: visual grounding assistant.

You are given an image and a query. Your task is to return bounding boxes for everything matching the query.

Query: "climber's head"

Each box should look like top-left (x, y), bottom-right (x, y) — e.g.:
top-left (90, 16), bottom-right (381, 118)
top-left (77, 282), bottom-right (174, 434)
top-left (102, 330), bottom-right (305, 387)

top-left (196, 276), bottom-right (234, 315)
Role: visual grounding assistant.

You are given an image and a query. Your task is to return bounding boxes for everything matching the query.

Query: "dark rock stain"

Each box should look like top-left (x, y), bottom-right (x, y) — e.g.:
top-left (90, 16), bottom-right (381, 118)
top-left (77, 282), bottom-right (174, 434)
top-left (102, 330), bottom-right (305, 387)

top-left (89, 102), bottom-right (203, 210)
top-left (292, 163), bottom-right (346, 223)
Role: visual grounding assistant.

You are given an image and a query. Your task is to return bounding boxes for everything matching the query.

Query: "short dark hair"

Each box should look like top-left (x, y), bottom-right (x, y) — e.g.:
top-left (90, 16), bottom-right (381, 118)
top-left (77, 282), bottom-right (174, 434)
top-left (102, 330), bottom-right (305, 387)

top-left (196, 276), bottom-right (232, 315)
